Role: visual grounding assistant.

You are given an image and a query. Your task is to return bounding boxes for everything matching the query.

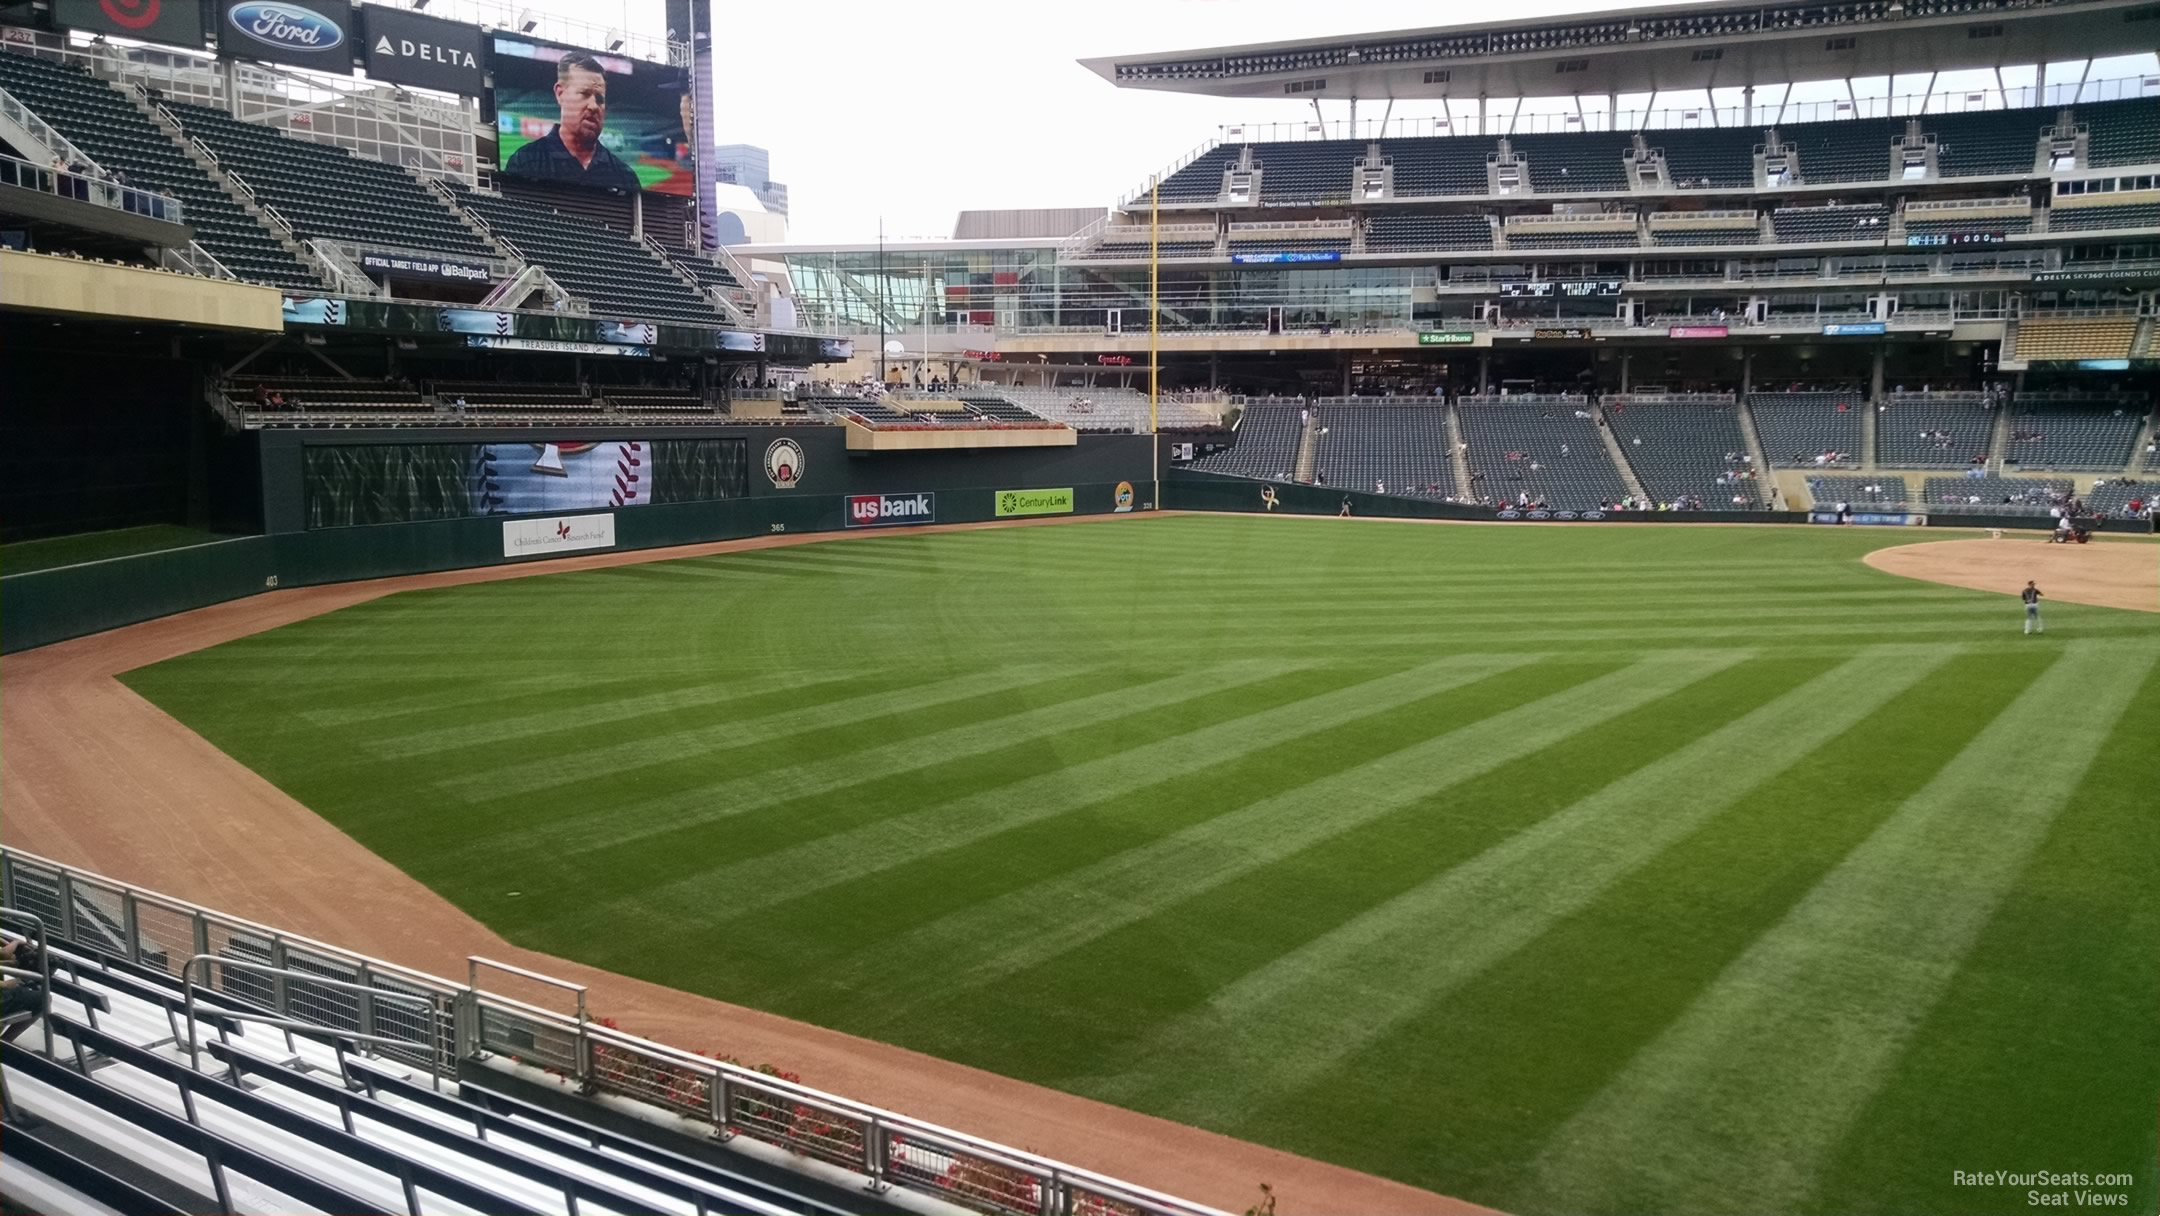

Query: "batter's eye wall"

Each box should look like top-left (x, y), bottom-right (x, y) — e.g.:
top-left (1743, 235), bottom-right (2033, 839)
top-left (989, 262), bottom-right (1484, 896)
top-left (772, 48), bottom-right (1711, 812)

top-left (302, 439), bottom-right (749, 528)
top-left (0, 339), bottom-right (229, 543)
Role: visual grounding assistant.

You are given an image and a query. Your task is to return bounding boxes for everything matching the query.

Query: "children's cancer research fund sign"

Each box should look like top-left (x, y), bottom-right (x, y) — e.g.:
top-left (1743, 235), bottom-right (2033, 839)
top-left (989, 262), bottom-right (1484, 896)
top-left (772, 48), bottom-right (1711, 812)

top-left (503, 513), bottom-right (617, 558)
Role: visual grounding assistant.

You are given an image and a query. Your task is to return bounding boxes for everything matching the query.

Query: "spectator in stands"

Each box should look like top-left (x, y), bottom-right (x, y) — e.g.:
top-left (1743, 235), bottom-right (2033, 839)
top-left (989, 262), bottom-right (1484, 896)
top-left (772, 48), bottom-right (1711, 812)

top-left (503, 53), bottom-right (641, 193)
top-left (1, 937), bottom-right (44, 1041)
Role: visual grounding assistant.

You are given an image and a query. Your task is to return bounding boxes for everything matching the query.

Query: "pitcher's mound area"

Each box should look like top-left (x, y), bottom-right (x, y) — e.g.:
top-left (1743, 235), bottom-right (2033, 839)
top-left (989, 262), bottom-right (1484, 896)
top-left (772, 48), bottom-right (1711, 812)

top-left (1866, 535), bottom-right (2157, 612)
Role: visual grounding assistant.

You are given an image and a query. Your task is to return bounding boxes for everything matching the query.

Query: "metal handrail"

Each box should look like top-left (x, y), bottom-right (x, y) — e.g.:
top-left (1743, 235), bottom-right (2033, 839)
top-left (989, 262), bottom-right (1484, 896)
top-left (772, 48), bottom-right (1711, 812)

top-left (0, 847), bottom-right (1228, 1216)
top-left (0, 83), bottom-right (104, 180)
top-left (1506, 212), bottom-right (1639, 228)
top-left (182, 954), bottom-right (447, 1089)
top-left (0, 150), bottom-right (183, 224)
top-left (1904, 196), bottom-right (2034, 216)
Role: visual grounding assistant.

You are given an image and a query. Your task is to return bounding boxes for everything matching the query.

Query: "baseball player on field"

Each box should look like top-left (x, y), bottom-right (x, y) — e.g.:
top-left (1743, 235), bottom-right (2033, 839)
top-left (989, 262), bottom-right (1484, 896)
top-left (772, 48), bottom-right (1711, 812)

top-left (2020, 580), bottom-right (2043, 634)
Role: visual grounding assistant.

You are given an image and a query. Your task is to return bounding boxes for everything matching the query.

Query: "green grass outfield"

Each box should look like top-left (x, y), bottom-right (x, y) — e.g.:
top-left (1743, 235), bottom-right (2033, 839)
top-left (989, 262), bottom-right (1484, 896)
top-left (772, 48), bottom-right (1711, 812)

top-left (122, 516), bottom-right (2160, 1215)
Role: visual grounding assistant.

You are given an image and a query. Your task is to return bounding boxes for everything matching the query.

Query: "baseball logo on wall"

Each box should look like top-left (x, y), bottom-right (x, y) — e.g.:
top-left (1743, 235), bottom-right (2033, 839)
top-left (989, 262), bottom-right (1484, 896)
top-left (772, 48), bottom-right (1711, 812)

top-left (1113, 481), bottom-right (1135, 513)
top-left (764, 438), bottom-right (804, 489)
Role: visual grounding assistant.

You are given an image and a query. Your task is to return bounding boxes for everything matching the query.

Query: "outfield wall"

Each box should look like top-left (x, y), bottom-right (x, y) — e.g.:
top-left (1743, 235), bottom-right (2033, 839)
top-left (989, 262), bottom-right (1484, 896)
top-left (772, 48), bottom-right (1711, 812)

top-left (1165, 471), bottom-right (2157, 534)
top-left (1, 429), bottom-right (1155, 653)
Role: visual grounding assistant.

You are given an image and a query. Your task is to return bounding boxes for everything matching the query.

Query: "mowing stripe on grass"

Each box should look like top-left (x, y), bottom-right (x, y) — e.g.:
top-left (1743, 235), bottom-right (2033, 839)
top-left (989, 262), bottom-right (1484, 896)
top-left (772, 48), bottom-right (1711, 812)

top-left (1122, 644), bottom-right (1955, 1124)
top-left (1519, 642), bottom-right (2155, 1216)
top-left (435, 664), bottom-right (1078, 800)
top-left (365, 667), bottom-right (879, 759)
top-left (822, 650), bottom-right (1753, 1014)
top-left (297, 671), bottom-right (653, 725)
top-left (485, 660), bottom-right (1307, 862)
top-left (575, 652), bottom-right (1544, 925)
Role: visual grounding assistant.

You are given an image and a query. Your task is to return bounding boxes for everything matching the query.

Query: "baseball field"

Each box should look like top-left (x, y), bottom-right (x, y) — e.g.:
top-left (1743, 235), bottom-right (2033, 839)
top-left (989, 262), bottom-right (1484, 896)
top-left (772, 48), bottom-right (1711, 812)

top-left (117, 515), bottom-right (2159, 1215)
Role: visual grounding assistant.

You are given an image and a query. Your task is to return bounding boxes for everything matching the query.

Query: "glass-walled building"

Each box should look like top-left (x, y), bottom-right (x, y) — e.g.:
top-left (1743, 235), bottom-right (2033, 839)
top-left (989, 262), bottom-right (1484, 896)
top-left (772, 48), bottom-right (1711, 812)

top-left (732, 238), bottom-right (1423, 336)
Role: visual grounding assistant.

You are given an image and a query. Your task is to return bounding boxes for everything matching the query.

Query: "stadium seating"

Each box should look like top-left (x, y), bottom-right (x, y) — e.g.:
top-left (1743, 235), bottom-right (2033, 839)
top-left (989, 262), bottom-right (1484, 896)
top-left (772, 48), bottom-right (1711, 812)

top-left (1748, 393), bottom-right (1865, 465)
top-left (1365, 213), bottom-right (1493, 251)
top-left (1456, 402), bottom-right (1633, 509)
top-left (2087, 479), bottom-right (2156, 518)
top-left (1508, 131), bottom-right (1634, 193)
top-left (1507, 229), bottom-right (1641, 250)
top-left (1924, 108), bottom-right (2045, 178)
top-left (1254, 141), bottom-right (1365, 202)
top-left (1652, 225), bottom-right (1761, 246)
top-left (2012, 317), bottom-right (2139, 362)
top-left (446, 184), bottom-right (729, 326)
top-left (1655, 127), bottom-right (1762, 190)
top-left (1903, 214), bottom-right (2032, 237)
top-left (1094, 240), bottom-right (1217, 258)
top-left (981, 387), bottom-right (1217, 432)
top-left (1921, 474), bottom-right (2073, 514)
top-left (667, 252), bottom-right (742, 295)
top-left (2046, 203), bottom-right (2160, 233)
top-left (1227, 236), bottom-right (1349, 254)
top-left (1605, 403), bottom-right (1763, 506)
top-left (0, 936), bottom-right (870, 1215)
top-left (435, 380), bottom-right (594, 417)
top-left (1150, 144), bottom-right (1244, 202)
top-left (607, 389), bottom-right (714, 417)
top-left (1783, 116), bottom-right (1899, 183)
top-left (1314, 406), bottom-right (1459, 498)
top-left (1999, 402), bottom-right (2148, 470)
top-left (1190, 404), bottom-right (1305, 478)
top-left (0, 53), bottom-right (317, 290)
top-left (1806, 474), bottom-right (1909, 506)
top-left (1771, 203), bottom-right (1892, 242)
top-left (1876, 397), bottom-right (1995, 467)
top-left (162, 101), bottom-right (492, 260)
top-left (2074, 97), bottom-right (2160, 168)
top-left (963, 395), bottom-right (1054, 424)
top-left (229, 376), bottom-right (430, 421)
top-left (1380, 135), bottom-right (1498, 196)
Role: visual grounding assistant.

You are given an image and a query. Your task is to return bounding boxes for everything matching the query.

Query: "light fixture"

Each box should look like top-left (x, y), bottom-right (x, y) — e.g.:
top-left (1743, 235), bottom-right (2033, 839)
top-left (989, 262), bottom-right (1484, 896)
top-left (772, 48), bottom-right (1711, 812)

top-left (606, 30), bottom-right (625, 51)
top-left (518, 9), bottom-right (538, 32)
top-left (411, 0), bottom-right (429, 8)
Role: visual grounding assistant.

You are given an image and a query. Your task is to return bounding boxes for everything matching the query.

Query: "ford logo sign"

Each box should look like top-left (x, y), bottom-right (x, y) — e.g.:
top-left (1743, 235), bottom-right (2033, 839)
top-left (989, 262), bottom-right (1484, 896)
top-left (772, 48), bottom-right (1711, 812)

top-left (1527, 510), bottom-right (1553, 520)
top-left (1581, 510), bottom-right (1607, 520)
top-left (1497, 510), bottom-right (1523, 520)
top-left (1554, 510), bottom-right (1579, 520)
top-left (229, 2), bottom-right (343, 51)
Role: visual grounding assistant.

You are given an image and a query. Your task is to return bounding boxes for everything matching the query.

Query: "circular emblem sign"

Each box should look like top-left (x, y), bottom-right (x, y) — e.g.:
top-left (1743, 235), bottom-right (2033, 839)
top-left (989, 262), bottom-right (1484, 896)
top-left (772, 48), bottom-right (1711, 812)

top-left (764, 437), bottom-right (804, 489)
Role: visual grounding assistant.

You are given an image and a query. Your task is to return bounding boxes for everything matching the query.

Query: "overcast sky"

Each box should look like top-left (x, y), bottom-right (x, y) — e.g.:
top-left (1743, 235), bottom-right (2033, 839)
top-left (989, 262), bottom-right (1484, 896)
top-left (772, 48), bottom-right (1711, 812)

top-left (498, 0), bottom-right (2156, 244)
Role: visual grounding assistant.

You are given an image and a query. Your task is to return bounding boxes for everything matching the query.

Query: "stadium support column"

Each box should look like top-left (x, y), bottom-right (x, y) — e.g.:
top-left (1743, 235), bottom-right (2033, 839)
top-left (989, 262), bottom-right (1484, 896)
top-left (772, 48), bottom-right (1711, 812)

top-left (1621, 351), bottom-right (1631, 392)
top-left (1742, 348), bottom-right (1753, 396)
top-left (1870, 345), bottom-right (1886, 403)
top-left (1478, 352), bottom-right (1490, 395)
top-left (1744, 85), bottom-right (1755, 126)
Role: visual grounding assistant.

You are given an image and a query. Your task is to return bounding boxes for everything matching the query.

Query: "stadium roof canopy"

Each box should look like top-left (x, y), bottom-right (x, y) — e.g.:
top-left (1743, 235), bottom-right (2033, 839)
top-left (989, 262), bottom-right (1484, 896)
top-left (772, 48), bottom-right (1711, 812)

top-left (1081, 0), bottom-right (2160, 101)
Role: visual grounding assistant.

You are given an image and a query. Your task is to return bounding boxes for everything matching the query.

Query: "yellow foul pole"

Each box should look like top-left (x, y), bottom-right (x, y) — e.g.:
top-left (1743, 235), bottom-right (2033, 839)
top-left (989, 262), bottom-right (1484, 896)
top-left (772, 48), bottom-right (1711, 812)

top-left (1149, 174), bottom-right (1160, 507)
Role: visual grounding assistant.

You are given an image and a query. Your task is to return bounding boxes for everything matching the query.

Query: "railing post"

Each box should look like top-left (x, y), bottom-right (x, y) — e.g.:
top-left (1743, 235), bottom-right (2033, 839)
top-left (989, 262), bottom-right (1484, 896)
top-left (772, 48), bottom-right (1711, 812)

top-left (190, 910), bottom-right (209, 973)
top-left (354, 960), bottom-right (377, 1045)
top-left (712, 1071), bottom-right (734, 1141)
top-left (269, 933), bottom-right (290, 1017)
top-left (121, 891), bottom-right (140, 964)
top-left (453, 989), bottom-right (477, 1060)
top-left (54, 870), bottom-right (76, 944)
top-left (863, 1115), bottom-right (886, 1189)
top-left (0, 854), bottom-right (13, 912)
